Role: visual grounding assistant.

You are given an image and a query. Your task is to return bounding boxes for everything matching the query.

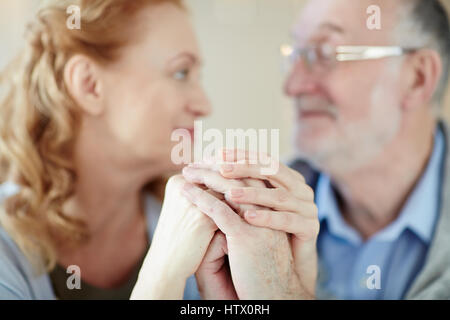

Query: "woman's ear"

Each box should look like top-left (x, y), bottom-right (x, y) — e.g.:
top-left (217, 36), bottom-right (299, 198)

top-left (402, 49), bottom-right (442, 111)
top-left (64, 55), bottom-right (104, 116)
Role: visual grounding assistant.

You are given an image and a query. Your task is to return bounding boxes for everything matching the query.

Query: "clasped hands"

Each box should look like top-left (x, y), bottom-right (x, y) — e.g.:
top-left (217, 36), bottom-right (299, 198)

top-left (131, 149), bottom-right (319, 300)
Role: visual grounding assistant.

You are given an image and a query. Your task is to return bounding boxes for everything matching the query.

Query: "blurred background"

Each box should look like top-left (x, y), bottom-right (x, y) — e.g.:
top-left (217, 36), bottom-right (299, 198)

top-left (1, 0), bottom-right (450, 159)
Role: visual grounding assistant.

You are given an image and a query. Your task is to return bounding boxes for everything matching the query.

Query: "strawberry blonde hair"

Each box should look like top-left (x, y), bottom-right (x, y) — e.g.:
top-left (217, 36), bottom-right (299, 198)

top-left (0, 0), bottom-right (184, 274)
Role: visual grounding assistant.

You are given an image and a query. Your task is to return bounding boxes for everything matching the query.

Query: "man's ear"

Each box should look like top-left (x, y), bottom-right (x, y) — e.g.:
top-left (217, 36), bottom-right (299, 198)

top-left (64, 55), bottom-right (104, 116)
top-left (402, 49), bottom-right (442, 111)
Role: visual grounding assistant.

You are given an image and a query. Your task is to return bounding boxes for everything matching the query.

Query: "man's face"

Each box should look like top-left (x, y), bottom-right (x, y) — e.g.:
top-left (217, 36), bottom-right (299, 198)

top-left (285, 0), bottom-right (406, 172)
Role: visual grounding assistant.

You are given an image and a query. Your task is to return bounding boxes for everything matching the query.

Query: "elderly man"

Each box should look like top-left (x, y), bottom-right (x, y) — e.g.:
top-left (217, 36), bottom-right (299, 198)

top-left (284, 0), bottom-right (450, 299)
top-left (182, 0), bottom-right (450, 300)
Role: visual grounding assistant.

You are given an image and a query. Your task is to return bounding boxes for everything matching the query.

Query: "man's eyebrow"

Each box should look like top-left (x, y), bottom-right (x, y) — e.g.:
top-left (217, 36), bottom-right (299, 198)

top-left (318, 22), bottom-right (345, 34)
top-left (290, 22), bottom-right (345, 41)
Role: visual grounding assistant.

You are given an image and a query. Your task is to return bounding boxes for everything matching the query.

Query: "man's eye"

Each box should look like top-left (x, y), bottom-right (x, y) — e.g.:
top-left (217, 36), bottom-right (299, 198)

top-left (173, 69), bottom-right (190, 81)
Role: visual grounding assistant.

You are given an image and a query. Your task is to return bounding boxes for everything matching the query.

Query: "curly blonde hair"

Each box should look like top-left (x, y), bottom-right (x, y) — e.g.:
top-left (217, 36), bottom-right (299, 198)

top-left (0, 0), bottom-right (183, 275)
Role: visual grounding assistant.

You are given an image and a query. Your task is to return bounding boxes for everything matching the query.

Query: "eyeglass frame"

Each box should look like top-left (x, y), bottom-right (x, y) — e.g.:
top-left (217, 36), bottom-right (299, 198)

top-left (280, 44), bottom-right (420, 73)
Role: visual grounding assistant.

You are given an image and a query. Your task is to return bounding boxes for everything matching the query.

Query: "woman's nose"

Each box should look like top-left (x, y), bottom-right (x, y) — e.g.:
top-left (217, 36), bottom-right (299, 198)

top-left (187, 86), bottom-right (212, 117)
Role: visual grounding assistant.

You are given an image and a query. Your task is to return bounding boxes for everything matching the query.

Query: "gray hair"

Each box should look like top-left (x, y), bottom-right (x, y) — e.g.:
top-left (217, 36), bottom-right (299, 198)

top-left (395, 0), bottom-right (450, 107)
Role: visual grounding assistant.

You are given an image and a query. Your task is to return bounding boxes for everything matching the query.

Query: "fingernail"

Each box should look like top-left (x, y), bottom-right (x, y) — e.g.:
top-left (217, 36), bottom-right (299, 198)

top-left (221, 164), bottom-right (234, 173)
top-left (230, 188), bottom-right (243, 198)
top-left (246, 210), bottom-right (258, 218)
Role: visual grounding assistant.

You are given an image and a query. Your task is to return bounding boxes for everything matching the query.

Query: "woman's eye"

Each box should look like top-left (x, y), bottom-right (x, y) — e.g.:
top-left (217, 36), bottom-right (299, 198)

top-left (173, 69), bottom-right (190, 81)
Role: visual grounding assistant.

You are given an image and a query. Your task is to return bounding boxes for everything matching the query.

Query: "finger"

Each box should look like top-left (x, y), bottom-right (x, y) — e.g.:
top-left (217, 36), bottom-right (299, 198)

top-left (183, 167), bottom-right (254, 214)
top-left (182, 167), bottom-right (245, 194)
top-left (244, 210), bottom-right (320, 241)
top-left (205, 189), bottom-right (225, 201)
top-left (188, 155), bottom-right (223, 172)
top-left (226, 187), bottom-right (316, 214)
top-left (219, 154), bottom-right (307, 195)
top-left (188, 149), bottom-right (259, 171)
top-left (240, 180), bottom-right (271, 214)
top-left (188, 149), bottom-right (274, 174)
top-left (222, 149), bottom-right (280, 171)
top-left (188, 149), bottom-right (305, 190)
top-left (202, 231), bottom-right (228, 266)
top-left (181, 183), bottom-right (245, 237)
top-left (242, 178), bottom-right (267, 188)
top-left (183, 167), bottom-right (265, 214)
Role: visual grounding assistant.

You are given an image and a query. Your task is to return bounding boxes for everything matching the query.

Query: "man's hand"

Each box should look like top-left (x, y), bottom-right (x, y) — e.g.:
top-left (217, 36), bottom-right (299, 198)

top-left (185, 175), bottom-right (266, 300)
top-left (195, 230), bottom-right (238, 300)
top-left (183, 149), bottom-right (319, 298)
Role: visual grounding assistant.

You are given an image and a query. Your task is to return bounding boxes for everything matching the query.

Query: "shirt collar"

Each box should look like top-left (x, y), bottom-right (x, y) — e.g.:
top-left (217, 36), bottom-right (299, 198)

top-left (316, 127), bottom-right (445, 245)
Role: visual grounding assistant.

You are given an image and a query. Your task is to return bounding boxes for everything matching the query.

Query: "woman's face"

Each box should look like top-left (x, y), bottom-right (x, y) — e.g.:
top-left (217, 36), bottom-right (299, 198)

top-left (91, 3), bottom-right (211, 172)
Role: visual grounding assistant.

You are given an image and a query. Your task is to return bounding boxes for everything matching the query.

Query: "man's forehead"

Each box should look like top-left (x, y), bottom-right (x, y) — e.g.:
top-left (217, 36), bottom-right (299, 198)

top-left (292, 0), bottom-right (400, 43)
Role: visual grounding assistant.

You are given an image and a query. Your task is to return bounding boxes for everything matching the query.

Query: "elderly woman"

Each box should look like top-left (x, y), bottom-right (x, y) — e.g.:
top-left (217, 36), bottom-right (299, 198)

top-left (0, 0), bottom-right (318, 300)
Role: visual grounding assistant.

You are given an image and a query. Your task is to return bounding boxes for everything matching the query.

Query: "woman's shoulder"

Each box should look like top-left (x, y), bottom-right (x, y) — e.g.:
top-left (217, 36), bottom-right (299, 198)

top-left (0, 223), bottom-right (56, 299)
top-left (0, 183), bottom-right (54, 299)
top-left (0, 224), bottom-right (37, 299)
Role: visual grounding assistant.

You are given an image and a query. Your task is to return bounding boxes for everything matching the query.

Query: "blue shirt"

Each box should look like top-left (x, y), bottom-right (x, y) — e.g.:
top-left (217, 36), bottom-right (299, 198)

top-left (315, 127), bottom-right (445, 300)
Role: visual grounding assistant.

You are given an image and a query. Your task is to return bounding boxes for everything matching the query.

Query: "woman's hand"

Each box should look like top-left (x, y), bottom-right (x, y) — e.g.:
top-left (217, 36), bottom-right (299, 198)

top-left (182, 181), bottom-right (307, 299)
top-left (131, 175), bottom-right (218, 300)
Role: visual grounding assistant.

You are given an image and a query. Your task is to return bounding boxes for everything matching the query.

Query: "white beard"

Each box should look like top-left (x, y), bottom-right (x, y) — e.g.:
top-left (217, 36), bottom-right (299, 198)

top-left (293, 65), bottom-right (403, 175)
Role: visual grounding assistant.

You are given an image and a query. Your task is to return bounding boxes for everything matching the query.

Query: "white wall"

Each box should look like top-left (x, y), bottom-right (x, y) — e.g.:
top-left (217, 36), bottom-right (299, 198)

top-left (186, 0), bottom-right (307, 159)
top-left (0, 1), bottom-right (39, 70)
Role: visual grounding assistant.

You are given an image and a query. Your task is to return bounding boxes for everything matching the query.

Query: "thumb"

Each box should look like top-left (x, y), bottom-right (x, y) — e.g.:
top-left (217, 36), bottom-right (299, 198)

top-left (201, 231), bottom-right (228, 268)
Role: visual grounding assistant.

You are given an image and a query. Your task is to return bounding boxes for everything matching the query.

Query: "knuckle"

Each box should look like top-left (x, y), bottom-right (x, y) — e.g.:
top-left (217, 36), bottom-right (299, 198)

top-left (310, 203), bottom-right (319, 219)
top-left (311, 219), bottom-right (320, 237)
top-left (276, 188), bottom-right (289, 202)
top-left (203, 171), bottom-right (219, 184)
top-left (291, 168), bottom-right (306, 182)
top-left (166, 174), bottom-right (185, 192)
top-left (211, 198), bottom-right (228, 214)
top-left (302, 217), bottom-right (320, 239)
top-left (233, 179), bottom-right (247, 188)
top-left (281, 212), bottom-right (293, 226)
top-left (262, 211), bottom-right (272, 225)
top-left (304, 184), bottom-right (315, 201)
top-left (217, 232), bottom-right (227, 245)
top-left (228, 179), bottom-right (246, 192)
top-left (250, 179), bottom-right (265, 188)
top-left (240, 187), bottom-right (253, 201)
top-left (248, 187), bottom-right (257, 200)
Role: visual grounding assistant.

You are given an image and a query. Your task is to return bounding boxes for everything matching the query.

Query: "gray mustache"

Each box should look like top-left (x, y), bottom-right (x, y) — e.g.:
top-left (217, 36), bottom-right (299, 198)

top-left (295, 98), bottom-right (338, 118)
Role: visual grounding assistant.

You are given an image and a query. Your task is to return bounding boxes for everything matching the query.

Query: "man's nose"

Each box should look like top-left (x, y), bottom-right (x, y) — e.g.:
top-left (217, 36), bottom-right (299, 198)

top-left (283, 60), bottom-right (321, 97)
top-left (187, 85), bottom-right (212, 118)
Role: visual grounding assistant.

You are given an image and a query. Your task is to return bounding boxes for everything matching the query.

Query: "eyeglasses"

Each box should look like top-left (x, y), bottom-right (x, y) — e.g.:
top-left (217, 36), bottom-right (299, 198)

top-left (280, 43), bottom-right (419, 74)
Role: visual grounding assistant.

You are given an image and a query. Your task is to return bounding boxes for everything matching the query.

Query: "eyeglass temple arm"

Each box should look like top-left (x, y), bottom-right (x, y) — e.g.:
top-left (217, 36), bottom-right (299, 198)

top-left (335, 46), bottom-right (416, 61)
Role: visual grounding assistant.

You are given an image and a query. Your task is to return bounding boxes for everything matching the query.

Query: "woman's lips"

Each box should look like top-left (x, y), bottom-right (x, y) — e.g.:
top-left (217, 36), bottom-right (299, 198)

top-left (186, 128), bottom-right (195, 140)
top-left (175, 127), bottom-right (195, 140)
